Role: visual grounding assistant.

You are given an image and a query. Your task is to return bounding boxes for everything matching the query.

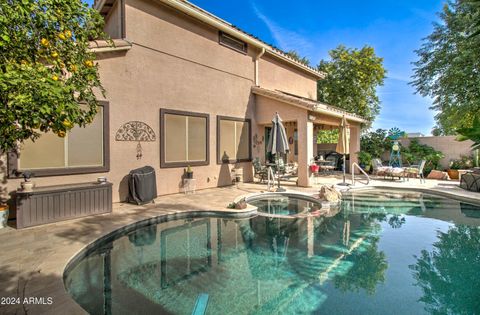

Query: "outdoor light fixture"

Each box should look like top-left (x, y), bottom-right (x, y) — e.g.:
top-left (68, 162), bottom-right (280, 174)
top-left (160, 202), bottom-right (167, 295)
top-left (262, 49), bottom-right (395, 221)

top-left (308, 115), bottom-right (316, 121)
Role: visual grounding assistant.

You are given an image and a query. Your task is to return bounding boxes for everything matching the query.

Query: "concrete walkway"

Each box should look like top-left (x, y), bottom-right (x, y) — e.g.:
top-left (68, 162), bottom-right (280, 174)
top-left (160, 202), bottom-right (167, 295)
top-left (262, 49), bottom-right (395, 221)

top-left (0, 178), bottom-right (479, 314)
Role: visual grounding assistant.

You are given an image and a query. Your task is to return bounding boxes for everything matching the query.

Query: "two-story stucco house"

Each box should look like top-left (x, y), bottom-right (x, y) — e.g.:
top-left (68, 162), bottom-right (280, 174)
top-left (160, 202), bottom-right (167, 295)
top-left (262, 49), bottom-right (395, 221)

top-left (7, 0), bottom-right (365, 202)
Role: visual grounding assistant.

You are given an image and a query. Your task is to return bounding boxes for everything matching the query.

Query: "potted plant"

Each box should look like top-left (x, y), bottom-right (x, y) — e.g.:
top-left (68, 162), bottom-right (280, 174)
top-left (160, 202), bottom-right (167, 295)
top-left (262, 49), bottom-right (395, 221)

top-left (185, 165), bottom-right (193, 179)
top-left (449, 155), bottom-right (474, 180)
top-left (357, 151), bottom-right (372, 172)
top-left (20, 171), bottom-right (34, 192)
top-left (448, 159), bottom-right (461, 180)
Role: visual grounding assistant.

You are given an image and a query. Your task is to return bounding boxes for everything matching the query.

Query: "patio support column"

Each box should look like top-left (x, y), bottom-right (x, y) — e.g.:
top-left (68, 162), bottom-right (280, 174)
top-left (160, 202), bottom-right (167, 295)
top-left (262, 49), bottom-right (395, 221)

top-left (297, 117), bottom-right (314, 187)
top-left (349, 124), bottom-right (360, 174)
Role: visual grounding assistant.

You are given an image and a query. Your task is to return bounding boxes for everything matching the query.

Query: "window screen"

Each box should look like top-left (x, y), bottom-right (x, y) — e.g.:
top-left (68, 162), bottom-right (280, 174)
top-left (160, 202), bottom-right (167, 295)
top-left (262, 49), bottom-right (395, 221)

top-left (217, 117), bottom-right (251, 163)
top-left (18, 106), bottom-right (105, 170)
top-left (161, 109), bottom-right (209, 167)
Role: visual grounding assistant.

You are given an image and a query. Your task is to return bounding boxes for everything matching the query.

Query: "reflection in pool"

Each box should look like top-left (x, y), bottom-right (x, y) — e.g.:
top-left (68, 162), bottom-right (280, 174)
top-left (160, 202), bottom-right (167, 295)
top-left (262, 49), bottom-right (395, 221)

top-left (64, 190), bottom-right (480, 314)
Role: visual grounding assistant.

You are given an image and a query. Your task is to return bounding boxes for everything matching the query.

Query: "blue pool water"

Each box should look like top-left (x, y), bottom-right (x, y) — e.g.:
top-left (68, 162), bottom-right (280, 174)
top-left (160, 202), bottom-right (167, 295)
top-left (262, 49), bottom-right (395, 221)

top-left (64, 190), bottom-right (480, 314)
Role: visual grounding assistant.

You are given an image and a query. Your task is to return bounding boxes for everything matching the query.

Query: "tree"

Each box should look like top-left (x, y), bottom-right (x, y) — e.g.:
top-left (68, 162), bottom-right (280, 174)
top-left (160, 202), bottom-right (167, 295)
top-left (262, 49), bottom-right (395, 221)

top-left (317, 45), bottom-right (386, 123)
top-left (285, 50), bottom-right (310, 66)
top-left (360, 129), bottom-right (391, 158)
top-left (333, 236), bottom-right (388, 295)
top-left (410, 226), bottom-right (480, 314)
top-left (456, 115), bottom-right (480, 150)
top-left (411, 0), bottom-right (480, 134)
top-left (0, 0), bottom-right (108, 153)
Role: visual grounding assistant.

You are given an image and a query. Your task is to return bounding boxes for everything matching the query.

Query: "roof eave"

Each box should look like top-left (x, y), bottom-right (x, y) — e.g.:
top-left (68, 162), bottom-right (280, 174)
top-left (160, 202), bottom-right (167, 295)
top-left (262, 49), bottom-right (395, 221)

top-left (252, 87), bottom-right (367, 124)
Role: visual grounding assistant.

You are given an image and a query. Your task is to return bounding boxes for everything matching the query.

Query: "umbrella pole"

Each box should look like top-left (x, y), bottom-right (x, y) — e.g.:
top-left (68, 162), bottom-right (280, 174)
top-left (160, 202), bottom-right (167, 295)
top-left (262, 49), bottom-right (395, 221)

top-left (276, 154), bottom-right (286, 192)
top-left (337, 154), bottom-right (350, 186)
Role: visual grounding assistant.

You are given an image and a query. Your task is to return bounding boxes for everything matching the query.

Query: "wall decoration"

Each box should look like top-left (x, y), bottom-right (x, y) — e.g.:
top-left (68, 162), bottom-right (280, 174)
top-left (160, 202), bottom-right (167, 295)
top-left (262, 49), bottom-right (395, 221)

top-left (115, 121), bottom-right (156, 159)
top-left (253, 133), bottom-right (264, 151)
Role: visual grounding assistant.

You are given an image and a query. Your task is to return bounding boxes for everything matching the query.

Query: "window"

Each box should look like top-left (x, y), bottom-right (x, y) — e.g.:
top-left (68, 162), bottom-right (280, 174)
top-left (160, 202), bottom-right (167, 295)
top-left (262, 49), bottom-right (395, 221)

top-left (217, 116), bottom-right (251, 163)
top-left (219, 31), bottom-right (247, 54)
top-left (160, 109), bottom-right (209, 168)
top-left (8, 101), bottom-right (110, 177)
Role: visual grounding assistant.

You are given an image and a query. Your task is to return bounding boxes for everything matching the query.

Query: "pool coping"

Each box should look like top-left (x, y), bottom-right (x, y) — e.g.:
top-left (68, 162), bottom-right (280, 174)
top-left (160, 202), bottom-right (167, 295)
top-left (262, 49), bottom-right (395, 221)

top-left (349, 185), bottom-right (480, 206)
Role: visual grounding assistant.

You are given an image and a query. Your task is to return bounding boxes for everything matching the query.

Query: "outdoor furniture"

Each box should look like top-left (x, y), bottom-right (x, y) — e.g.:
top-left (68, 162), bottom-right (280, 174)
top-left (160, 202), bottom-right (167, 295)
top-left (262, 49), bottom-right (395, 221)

top-left (384, 167), bottom-right (406, 180)
top-left (460, 172), bottom-right (480, 192)
top-left (372, 158), bottom-right (392, 177)
top-left (404, 160), bottom-right (426, 183)
top-left (285, 162), bottom-right (298, 176)
top-left (316, 160), bottom-right (336, 175)
top-left (183, 178), bottom-right (197, 194)
top-left (253, 158), bottom-right (268, 183)
top-left (309, 164), bottom-right (320, 184)
top-left (13, 182), bottom-right (112, 229)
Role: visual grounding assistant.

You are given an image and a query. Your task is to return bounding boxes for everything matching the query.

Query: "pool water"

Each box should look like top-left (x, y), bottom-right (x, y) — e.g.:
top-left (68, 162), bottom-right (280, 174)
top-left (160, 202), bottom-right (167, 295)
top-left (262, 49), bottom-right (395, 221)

top-left (65, 190), bottom-right (480, 314)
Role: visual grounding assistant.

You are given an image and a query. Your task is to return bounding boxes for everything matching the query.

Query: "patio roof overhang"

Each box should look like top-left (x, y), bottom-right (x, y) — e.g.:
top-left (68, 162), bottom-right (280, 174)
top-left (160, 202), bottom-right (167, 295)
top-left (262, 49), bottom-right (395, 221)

top-left (252, 86), bottom-right (367, 124)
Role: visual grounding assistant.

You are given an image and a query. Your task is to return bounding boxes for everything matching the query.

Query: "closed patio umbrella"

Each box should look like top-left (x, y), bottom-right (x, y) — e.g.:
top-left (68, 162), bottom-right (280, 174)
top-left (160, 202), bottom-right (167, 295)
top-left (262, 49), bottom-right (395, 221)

top-left (336, 115), bottom-right (350, 186)
top-left (267, 112), bottom-right (289, 191)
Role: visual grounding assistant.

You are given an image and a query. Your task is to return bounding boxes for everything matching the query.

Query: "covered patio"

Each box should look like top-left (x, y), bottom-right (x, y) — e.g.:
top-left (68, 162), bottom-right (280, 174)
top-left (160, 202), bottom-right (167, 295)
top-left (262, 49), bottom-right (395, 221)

top-left (252, 87), bottom-right (365, 187)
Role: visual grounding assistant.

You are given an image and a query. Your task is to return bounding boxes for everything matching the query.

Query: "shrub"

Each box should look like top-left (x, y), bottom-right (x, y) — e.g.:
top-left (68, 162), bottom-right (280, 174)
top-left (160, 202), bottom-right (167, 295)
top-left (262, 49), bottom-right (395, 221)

top-left (360, 129), bottom-right (392, 158)
top-left (449, 155), bottom-right (474, 170)
top-left (357, 151), bottom-right (372, 169)
top-left (401, 139), bottom-right (444, 175)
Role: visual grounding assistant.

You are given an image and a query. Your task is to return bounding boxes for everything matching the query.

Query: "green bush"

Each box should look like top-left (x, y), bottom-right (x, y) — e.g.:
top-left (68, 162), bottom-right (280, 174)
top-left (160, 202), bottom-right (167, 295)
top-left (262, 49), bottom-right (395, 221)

top-left (401, 139), bottom-right (444, 175)
top-left (360, 129), bottom-right (392, 158)
top-left (449, 155), bottom-right (474, 170)
top-left (357, 151), bottom-right (372, 170)
top-left (317, 129), bottom-right (339, 144)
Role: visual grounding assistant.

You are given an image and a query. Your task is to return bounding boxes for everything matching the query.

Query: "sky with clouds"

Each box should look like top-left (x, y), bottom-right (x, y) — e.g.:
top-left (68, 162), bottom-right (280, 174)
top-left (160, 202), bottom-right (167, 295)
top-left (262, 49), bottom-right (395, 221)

top-left (186, 0), bottom-right (445, 135)
top-left (86, 0), bottom-right (444, 134)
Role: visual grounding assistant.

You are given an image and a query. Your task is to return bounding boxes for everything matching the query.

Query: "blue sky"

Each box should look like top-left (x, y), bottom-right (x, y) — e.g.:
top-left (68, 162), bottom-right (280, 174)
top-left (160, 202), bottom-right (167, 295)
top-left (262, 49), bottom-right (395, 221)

top-left (88, 0), bottom-right (444, 134)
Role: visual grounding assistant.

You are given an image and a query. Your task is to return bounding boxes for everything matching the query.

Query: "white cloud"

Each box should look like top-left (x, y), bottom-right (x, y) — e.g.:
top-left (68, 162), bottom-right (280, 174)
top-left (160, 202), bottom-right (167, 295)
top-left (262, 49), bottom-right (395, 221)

top-left (250, 2), bottom-right (314, 56)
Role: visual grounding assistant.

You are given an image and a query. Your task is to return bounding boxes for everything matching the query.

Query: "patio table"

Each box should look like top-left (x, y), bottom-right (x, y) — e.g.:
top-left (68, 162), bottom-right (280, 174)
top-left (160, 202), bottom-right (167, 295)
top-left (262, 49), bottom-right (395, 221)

top-left (315, 160), bottom-right (336, 174)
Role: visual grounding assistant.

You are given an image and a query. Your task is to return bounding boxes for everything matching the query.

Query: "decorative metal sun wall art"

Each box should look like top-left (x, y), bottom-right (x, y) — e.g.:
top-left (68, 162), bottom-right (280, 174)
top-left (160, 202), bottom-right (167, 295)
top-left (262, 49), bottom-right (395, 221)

top-left (115, 121), bottom-right (156, 159)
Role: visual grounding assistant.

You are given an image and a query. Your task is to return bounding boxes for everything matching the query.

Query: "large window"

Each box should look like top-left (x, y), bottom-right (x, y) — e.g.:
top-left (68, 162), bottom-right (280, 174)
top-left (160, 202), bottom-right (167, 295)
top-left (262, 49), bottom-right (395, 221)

top-left (217, 116), bottom-right (251, 164)
top-left (8, 102), bottom-right (109, 177)
top-left (160, 109), bottom-right (209, 168)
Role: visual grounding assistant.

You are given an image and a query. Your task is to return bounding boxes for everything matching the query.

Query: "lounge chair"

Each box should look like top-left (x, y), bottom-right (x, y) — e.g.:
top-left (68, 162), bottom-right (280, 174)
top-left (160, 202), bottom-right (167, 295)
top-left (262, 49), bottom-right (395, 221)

top-left (404, 160), bottom-right (426, 183)
top-left (372, 158), bottom-right (392, 177)
top-left (253, 158), bottom-right (268, 183)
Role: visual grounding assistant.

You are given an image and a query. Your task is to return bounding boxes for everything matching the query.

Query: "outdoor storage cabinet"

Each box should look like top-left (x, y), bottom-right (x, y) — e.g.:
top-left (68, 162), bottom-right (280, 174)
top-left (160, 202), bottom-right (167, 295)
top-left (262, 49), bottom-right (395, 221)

top-left (14, 182), bottom-right (112, 229)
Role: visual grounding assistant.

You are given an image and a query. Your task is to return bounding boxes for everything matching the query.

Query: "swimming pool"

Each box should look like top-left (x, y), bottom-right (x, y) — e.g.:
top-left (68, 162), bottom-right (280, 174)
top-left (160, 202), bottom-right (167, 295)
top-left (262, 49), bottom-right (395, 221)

top-left (64, 189), bottom-right (480, 314)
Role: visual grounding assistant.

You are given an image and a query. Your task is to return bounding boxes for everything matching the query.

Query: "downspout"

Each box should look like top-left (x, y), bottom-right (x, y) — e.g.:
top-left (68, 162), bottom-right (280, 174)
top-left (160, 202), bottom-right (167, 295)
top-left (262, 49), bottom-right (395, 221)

top-left (254, 48), bottom-right (265, 86)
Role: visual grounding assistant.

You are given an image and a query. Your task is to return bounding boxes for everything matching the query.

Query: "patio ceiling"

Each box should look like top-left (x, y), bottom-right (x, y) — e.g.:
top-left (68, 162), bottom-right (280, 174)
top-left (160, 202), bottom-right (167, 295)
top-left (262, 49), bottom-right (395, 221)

top-left (251, 87), bottom-right (367, 124)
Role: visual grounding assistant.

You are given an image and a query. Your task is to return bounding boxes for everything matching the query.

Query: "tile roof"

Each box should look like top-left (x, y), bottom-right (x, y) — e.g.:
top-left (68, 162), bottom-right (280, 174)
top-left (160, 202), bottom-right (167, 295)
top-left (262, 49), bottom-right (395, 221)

top-left (251, 86), bottom-right (367, 123)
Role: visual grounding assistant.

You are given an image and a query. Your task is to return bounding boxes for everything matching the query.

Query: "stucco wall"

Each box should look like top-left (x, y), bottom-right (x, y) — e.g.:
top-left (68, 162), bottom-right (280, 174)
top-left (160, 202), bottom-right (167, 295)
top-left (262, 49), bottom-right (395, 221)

top-left (104, 0), bottom-right (123, 39)
top-left (3, 0), bottom-right (339, 202)
top-left (258, 55), bottom-right (318, 99)
top-left (399, 136), bottom-right (475, 168)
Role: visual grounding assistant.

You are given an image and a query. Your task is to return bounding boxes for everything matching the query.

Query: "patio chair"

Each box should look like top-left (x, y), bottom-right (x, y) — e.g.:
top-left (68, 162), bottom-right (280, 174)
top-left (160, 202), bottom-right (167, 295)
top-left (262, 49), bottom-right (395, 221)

top-left (285, 162), bottom-right (298, 176)
top-left (253, 158), bottom-right (268, 183)
top-left (404, 160), bottom-right (426, 183)
top-left (372, 158), bottom-right (392, 177)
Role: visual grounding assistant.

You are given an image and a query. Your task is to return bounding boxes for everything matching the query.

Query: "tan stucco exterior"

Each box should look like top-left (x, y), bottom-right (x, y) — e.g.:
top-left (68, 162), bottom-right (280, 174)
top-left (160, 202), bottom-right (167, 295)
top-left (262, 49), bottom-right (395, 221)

top-left (4, 0), bottom-right (362, 203)
top-left (258, 55), bottom-right (318, 99)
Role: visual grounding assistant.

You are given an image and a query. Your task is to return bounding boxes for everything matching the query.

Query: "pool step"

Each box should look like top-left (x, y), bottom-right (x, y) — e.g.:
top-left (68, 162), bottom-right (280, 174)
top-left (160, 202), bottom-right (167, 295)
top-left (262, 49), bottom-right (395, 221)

top-left (191, 293), bottom-right (209, 315)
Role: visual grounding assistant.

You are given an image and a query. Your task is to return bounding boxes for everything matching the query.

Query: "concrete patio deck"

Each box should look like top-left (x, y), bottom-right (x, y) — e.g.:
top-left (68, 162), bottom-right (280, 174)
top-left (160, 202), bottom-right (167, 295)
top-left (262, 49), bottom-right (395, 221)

top-left (0, 177), bottom-right (479, 315)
